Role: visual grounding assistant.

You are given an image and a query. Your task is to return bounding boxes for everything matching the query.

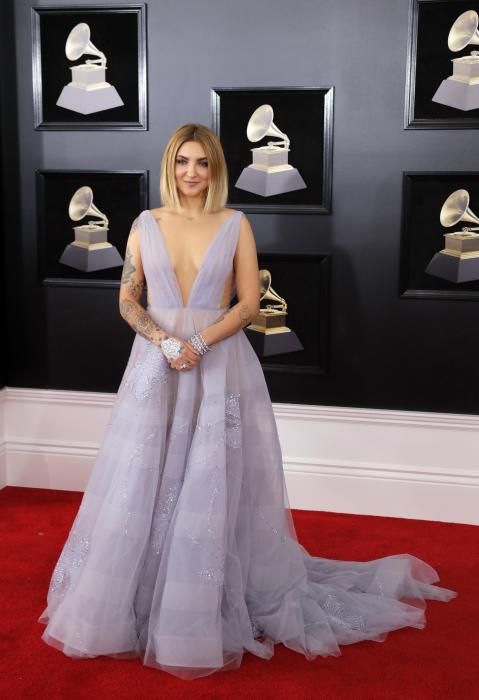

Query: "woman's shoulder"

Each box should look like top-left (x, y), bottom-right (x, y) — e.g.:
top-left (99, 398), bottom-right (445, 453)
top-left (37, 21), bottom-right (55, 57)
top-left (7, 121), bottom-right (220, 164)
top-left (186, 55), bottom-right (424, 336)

top-left (220, 207), bottom-right (245, 220)
top-left (223, 207), bottom-right (244, 214)
top-left (148, 206), bottom-right (168, 220)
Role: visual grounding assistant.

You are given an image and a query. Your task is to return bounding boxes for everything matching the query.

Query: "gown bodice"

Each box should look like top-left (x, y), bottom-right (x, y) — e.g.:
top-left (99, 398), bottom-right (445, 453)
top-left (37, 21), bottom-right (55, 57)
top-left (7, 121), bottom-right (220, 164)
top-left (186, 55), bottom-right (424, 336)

top-left (139, 209), bottom-right (243, 310)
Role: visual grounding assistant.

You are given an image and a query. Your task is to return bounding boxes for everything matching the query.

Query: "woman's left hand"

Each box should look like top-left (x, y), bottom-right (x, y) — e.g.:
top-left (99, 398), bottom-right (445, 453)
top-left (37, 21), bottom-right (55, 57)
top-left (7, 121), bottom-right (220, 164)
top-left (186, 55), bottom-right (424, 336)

top-left (169, 340), bottom-right (201, 372)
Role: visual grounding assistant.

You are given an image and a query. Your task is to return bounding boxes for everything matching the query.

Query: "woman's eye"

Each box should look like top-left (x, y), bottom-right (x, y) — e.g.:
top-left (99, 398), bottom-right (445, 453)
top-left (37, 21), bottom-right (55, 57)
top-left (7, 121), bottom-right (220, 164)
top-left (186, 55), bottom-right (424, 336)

top-left (175, 158), bottom-right (207, 167)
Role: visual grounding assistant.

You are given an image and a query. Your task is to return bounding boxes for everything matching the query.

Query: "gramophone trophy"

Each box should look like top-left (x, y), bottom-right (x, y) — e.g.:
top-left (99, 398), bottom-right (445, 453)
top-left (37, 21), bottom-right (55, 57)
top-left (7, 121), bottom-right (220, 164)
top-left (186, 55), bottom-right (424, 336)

top-left (59, 186), bottom-right (124, 272)
top-left (56, 23), bottom-right (124, 115)
top-left (425, 189), bottom-right (479, 283)
top-left (235, 105), bottom-right (307, 197)
top-left (432, 10), bottom-right (479, 111)
top-left (244, 269), bottom-right (303, 357)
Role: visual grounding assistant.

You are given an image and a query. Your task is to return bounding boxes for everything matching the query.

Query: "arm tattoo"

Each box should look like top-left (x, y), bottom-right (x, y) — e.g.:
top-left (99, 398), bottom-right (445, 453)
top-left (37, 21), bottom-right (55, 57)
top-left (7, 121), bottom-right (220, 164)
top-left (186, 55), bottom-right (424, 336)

top-left (238, 303), bottom-right (252, 326)
top-left (120, 247), bottom-right (145, 300)
top-left (121, 246), bottom-right (136, 284)
top-left (212, 302), bottom-right (253, 330)
top-left (119, 244), bottom-right (169, 345)
top-left (119, 298), bottom-right (170, 345)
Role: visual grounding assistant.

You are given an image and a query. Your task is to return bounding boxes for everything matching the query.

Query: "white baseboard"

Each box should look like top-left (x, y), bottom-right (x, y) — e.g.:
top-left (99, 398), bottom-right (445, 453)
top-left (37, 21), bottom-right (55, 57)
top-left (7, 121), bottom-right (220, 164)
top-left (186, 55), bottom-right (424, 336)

top-left (1, 387), bottom-right (478, 524)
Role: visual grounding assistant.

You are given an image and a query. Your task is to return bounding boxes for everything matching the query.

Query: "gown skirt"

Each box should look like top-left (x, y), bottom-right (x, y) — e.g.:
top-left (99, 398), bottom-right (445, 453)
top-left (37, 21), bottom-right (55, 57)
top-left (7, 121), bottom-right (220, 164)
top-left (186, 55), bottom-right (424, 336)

top-left (38, 209), bottom-right (457, 680)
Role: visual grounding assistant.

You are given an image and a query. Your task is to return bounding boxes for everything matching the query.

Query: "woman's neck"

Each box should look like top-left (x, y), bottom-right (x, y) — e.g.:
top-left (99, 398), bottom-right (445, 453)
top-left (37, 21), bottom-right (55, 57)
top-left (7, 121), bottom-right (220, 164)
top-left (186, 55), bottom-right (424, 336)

top-left (177, 194), bottom-right (206, 220)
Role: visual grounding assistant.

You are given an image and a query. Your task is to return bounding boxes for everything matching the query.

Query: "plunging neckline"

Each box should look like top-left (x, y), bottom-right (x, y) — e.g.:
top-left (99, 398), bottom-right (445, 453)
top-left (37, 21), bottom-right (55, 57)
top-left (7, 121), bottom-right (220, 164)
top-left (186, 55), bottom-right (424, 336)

top-left (146, 209), bottom-right (237, 307)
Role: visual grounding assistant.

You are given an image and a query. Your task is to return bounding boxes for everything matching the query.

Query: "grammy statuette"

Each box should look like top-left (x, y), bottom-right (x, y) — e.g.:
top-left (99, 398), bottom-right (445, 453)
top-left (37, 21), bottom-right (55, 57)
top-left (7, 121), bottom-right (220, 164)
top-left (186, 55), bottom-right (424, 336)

top-left (59, 186), bottom-right (123, 273)
top-left (425, 188), bottom-right (479, 283)
top-left (432, 10), bottom-right (479, 111)
top-left (56, 22), bottom-right (124, 115)
top-left (235, 105), bottom-right (307, 197)
top-left (244, 269), bottom-right (303, 357)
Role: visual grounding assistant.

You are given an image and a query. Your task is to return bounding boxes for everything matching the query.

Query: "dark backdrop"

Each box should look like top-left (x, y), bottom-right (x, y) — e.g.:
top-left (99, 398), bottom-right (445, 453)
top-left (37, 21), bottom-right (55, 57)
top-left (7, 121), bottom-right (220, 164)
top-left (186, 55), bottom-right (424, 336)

top-left (2, 0), bottom-right (478, 412)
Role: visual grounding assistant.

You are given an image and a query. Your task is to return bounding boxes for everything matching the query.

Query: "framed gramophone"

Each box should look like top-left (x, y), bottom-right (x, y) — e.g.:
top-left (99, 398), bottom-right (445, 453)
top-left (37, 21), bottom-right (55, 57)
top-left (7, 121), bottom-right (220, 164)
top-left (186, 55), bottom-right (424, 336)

top-left (59, 186), bottom-right (124, 273)
top-left (36, 169), bottom-right (148, 288)
top-left (31, 5), bottom-right (147, 130)
top-left (244, 269), bottom-right (303, 357)
top-left (432, 10), bottom-right (479, 110)
top-left (240, 253), bottom-right (330, 374)
top-left (56, 22), bottom-right (124, 115)
top-left (399, 171), bottom-right (479, 300)
top-left (426, 189), bottom-right (479, 282)
top-left (405, 0), bottom-right (479, 128)
top-left (211, 86), bottom-right (334, 213)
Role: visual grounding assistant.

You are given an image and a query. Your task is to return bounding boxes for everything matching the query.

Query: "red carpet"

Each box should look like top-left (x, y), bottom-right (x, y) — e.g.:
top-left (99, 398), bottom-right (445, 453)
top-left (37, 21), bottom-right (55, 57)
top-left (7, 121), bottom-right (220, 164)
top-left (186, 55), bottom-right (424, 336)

top-left (0, 485), bottom-right (477, 699)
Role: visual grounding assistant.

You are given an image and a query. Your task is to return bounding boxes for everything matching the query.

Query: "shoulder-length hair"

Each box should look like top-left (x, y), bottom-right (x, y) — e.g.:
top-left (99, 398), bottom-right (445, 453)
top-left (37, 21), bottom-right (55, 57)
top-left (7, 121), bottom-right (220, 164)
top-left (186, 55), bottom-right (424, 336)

top-left (160, 123), bottom-right (228, 214)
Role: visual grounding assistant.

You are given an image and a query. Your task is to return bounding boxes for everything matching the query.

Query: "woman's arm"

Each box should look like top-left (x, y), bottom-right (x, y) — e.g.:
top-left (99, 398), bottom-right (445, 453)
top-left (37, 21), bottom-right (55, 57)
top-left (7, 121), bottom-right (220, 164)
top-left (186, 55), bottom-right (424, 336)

top-left (118, 218), bottom-right (171, 346)
top-left (200, 214), bottom-right (260, 347)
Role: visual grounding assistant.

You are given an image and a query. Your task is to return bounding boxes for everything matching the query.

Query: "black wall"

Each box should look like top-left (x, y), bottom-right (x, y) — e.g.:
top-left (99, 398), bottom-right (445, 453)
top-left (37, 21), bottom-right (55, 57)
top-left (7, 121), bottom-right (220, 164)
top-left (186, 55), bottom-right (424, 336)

top-left (1, 0), bottom-right (21, 392)
top-left (2, 0), bottom-right (478, 413)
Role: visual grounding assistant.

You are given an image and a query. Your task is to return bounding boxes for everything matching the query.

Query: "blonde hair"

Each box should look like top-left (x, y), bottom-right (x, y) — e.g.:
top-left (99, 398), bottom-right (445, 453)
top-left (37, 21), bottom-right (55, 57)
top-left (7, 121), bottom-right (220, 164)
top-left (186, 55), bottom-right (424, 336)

top-left (160, 123), bottom-right (228, 214)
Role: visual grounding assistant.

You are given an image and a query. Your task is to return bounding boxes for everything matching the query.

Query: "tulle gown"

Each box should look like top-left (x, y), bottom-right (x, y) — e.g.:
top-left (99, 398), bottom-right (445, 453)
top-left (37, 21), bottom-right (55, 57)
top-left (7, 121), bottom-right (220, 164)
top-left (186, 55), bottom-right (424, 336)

top-left (38, 209), bottom-right (457, 680)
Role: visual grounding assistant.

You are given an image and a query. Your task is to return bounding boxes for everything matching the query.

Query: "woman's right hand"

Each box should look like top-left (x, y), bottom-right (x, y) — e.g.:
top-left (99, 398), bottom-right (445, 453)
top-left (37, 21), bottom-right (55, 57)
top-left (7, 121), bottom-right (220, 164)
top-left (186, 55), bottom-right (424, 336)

top-left (161, 336), bottom-right (200, 371)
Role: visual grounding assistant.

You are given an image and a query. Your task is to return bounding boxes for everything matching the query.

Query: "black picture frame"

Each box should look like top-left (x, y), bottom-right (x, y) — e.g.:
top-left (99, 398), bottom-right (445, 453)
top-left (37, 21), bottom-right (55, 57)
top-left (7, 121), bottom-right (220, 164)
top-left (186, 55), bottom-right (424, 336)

top-left (405, 0), bottom-right (479, 129)
top-left (399, 171), bottom-right (479, 300)
top-left (37, 169), bottom-right (149, 288)
top-left (244, 252), bottom-right (330, 374)
top-left (211, 87), bottom-right (334, 214)
top-left (31, 4), bottom-right (147, 130)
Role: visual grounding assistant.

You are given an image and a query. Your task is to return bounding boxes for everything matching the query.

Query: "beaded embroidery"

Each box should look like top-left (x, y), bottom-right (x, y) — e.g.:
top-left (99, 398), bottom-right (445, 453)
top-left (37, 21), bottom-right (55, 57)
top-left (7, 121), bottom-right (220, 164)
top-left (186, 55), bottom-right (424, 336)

top-left (225, 392), bottom-right (241, 449)
top-left (119, 428), bottom-right (159, 532)
top-left (184, 428), bottom-right (225, 584)
top-left (321, 593), bottom-right (366, 631)
top-left (125, 342), bottom-right (169, 401)
top-left (197, 463), bottom-right (225, 585)
top-left (198, 554), bottom-right (224, 584)
top-left (150, 479), bottom-right (183, 555)
top-left (167, 419), bottom-right (189, 446)
top-left (49, 530), bottom-right (90, 596)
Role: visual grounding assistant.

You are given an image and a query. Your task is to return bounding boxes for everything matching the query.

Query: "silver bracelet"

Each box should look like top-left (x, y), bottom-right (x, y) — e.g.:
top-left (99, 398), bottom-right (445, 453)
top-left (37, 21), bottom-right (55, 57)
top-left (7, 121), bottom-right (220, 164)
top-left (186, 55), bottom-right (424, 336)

top-left (160, 337), bottom-right (183, 361)
top-left (187, 332), bottom-right (211, 356)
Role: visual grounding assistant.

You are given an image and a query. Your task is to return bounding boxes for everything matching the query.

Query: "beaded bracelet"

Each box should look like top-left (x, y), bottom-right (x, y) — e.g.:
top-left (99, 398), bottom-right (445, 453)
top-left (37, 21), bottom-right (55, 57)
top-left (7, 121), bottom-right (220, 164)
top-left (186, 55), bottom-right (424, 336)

top-left (187, 331), bottom-right (211, 356)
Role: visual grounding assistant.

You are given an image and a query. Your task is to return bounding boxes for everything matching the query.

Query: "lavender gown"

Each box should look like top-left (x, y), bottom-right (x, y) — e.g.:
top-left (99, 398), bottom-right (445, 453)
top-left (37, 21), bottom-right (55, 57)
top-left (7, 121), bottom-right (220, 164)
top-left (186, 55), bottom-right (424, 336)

top-left (38, 209), bottom-right (457, 680)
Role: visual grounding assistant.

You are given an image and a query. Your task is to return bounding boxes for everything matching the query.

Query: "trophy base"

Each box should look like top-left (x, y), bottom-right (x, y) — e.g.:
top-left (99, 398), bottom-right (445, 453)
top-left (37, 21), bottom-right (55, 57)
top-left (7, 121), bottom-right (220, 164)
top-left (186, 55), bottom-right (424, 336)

top-left (59, 243), bottom-right (124, 272)
top-left (70, 64), bottom-right (107, 85)
top-left (73, 225), bottom-right (109, 244)
top-left (251, 146), bottom-right (291, 168)
top-left (443, 231), bottom-right (479, 254)
top-left (244, 326), bottom-right (304, 357)
top-left (425, 251), bottom-right (479, 283)
top-left (56, 83), bottom-right (124, 115)
top-left (451, 56), bottom-right (479, 81)
top-left (432, 78), bottom-right (479, 111)
top-left (235, 165), bottom-right (306, 197)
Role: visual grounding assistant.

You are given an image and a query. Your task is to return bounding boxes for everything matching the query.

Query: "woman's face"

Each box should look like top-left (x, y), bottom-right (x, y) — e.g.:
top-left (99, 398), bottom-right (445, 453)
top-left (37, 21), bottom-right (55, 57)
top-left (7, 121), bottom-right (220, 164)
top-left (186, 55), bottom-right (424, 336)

top-left (174, 140), bottom-right (210, 200)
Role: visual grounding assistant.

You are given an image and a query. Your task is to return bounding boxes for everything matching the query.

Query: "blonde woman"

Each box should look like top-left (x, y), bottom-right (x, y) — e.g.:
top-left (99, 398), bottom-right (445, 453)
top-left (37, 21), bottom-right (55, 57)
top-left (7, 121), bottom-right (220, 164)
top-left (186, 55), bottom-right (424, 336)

top-left (39, 124), bottom-right (457, 680)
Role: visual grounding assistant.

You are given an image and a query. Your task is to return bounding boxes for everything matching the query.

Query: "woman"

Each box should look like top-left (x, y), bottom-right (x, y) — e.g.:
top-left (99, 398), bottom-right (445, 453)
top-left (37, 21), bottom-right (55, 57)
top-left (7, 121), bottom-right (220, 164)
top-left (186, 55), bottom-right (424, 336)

top-left (39, 124), bottom-right (457, 681)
